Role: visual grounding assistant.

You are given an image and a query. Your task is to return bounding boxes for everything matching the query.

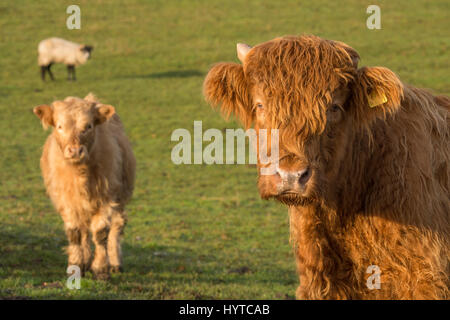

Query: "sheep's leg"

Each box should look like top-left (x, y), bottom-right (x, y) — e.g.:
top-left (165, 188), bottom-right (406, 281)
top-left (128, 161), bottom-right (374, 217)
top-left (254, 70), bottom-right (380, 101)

top-left (107, 211), bottom-right (127, 273)
top-left (47, 63), bottom-right (54, 81)
top-left (90, 213), bottom-right (111, 280)
top-left (67, 65), bottom-right (76, 81)
top-left (40, 66), bottom-right (47, 81)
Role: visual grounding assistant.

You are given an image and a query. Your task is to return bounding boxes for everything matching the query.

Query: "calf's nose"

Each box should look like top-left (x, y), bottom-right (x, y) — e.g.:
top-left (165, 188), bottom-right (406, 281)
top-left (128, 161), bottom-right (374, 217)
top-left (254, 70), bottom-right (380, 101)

top-left (277, 167), bottom-right (312, 188)
top-left (66, 145), bottom-right (84, 158)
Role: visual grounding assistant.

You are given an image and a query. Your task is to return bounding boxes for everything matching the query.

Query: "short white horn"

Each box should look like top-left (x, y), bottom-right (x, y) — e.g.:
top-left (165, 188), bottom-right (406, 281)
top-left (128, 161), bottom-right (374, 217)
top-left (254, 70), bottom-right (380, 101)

top-left (237, 43), bottom-right (252, 63)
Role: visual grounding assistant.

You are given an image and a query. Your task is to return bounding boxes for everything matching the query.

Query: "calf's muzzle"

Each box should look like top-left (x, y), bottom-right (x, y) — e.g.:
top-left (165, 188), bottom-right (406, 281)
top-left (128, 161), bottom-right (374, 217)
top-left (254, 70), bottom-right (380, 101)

top-left (274, 167), bottom-right (312, 194)
top-left (64, 144), bottom-right (87, 160)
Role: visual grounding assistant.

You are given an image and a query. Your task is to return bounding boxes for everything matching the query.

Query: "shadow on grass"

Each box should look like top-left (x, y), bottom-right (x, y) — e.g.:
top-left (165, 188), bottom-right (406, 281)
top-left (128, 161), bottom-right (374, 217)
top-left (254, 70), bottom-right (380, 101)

top-left (0, 222), bottom-right (66, 299)
top-left (0, 222), bottom-right (295, 299)
top-left (120, 241), bottom-right (296, 299)
top-left (120, 69), bottom-right (204, 79)
top-left (0, 223), bottom-right (66, 273)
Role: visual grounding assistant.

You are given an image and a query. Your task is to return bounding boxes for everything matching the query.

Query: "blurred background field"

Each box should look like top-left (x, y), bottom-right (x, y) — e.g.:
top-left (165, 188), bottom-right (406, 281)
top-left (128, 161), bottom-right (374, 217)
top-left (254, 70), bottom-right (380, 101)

top-left (0, 0), bottom-right (448, 299)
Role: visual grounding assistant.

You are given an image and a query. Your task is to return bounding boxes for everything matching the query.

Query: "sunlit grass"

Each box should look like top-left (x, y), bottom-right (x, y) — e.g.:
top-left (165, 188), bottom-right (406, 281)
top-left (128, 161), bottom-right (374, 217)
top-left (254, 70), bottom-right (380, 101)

top-left (0, 0), bottom-right (448, 299)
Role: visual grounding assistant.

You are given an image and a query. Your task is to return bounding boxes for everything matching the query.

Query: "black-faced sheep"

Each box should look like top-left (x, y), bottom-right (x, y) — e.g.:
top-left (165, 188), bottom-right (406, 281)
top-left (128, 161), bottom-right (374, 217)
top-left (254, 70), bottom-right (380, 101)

top-left (38, 37), bottom-right (93, 81)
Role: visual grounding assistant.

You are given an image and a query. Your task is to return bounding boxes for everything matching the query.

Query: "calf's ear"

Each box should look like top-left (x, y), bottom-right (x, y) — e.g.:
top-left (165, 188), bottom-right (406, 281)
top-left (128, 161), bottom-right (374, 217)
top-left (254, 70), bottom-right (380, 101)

top-left (84, 92), bottom-right (98, 102)
top-left (95, 104), bottom-right (115, 124)
top-left (203, 62), bottom-right (253, 128)
top-left (350, 66), bottom-right (403, 127)
top-left (33, 104), bottom-right (54, 129)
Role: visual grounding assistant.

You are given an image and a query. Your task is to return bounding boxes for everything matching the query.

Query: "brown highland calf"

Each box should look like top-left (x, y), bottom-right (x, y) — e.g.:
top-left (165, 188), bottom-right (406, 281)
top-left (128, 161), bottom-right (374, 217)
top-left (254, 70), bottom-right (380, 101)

top-left (33, 94), bottom-right (135, 279)
top-left (204, 35), bottom-right (449, 299)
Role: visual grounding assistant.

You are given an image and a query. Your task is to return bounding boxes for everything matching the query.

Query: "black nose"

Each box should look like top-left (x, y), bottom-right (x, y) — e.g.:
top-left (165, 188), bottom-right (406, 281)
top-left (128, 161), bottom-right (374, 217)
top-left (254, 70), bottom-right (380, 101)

top-left (298, 167), bottom-right (312, 186)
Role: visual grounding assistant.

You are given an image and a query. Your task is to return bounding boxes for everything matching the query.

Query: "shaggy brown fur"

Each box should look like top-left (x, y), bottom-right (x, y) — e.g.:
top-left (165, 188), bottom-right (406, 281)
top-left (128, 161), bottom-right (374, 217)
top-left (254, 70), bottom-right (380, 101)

top-left (204, 35), bottom-right (449, 299)
top-left (33, 94), bottom-right (136, 279)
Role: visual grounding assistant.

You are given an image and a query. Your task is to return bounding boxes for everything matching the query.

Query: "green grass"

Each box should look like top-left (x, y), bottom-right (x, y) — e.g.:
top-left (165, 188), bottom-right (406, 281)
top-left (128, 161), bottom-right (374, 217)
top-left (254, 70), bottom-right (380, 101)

top-left (0, 0), bottom-right (448, 299)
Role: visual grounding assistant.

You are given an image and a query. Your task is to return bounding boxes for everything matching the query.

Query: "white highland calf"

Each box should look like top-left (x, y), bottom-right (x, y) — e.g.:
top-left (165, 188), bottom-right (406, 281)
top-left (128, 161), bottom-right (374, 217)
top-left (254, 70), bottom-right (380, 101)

top-left (38, 37), bottom-right (93, 81)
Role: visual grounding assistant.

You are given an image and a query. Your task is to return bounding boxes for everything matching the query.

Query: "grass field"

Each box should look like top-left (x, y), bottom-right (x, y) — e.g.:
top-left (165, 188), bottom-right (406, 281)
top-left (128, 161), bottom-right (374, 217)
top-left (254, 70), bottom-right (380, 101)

top-left (0, 0), bottom-right (448, 299)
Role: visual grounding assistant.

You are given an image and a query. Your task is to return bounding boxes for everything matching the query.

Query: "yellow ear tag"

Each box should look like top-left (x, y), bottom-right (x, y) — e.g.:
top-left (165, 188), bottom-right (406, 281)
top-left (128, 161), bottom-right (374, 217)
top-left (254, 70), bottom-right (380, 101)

top-left (368, 91), bottom-right (388, 108)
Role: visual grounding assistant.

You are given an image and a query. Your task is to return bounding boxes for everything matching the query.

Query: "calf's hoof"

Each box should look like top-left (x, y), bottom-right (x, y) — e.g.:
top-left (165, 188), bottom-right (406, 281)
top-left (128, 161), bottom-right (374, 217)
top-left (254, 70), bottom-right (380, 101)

top-left (80, 263), bottom-right (91, 277)
top-left (110, 265), bottom-right (123, 273)
top-left (91, 266), bottom-right (111, 280)
top-left (92, 271), bottom-right (110, 281)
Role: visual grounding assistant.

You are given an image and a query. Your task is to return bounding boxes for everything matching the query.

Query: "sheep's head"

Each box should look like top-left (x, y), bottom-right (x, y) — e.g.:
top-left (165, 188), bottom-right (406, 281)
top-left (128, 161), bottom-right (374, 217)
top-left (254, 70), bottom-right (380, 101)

top-left (33, 93), bottom-right (114, 164)
top-left (80, 45), bottom-right (94, 59)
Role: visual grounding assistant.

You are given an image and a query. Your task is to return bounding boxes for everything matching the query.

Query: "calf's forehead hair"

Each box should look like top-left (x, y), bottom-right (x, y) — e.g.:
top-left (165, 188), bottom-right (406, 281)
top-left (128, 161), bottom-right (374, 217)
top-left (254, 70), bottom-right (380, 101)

top-left (244, 35), bottom-right (358, 137)
top-left (51, 98), bottom-right (96, 121)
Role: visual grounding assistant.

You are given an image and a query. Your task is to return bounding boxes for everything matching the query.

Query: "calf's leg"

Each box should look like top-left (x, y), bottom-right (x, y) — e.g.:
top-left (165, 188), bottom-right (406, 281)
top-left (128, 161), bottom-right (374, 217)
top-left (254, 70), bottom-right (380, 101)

top-left (107, 211), bottom-right (127, 273)
top-left (90, 213), bottom-right (111, 280)
top-left (81, 229), bottom-right (91, 274)
top-left (65, 225), bottom-right (90, 275)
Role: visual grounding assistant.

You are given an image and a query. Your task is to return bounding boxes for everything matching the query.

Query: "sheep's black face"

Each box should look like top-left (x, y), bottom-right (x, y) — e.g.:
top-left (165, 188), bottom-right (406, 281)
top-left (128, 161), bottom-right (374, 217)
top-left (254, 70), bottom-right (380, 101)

top-left (81, 45), bottom-right (94, 59)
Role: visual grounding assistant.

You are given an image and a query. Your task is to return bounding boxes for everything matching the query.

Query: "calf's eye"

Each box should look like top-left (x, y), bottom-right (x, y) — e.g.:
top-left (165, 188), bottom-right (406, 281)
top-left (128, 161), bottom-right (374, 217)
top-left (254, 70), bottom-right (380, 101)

top-left (256, 103), bottom-right (263, 109)
top-left (82, 124), bottom-right (93, 134)
top-left (326, 104), bottom-right (344, 123)
top-left (330, 104), bottom-right (341, 113)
